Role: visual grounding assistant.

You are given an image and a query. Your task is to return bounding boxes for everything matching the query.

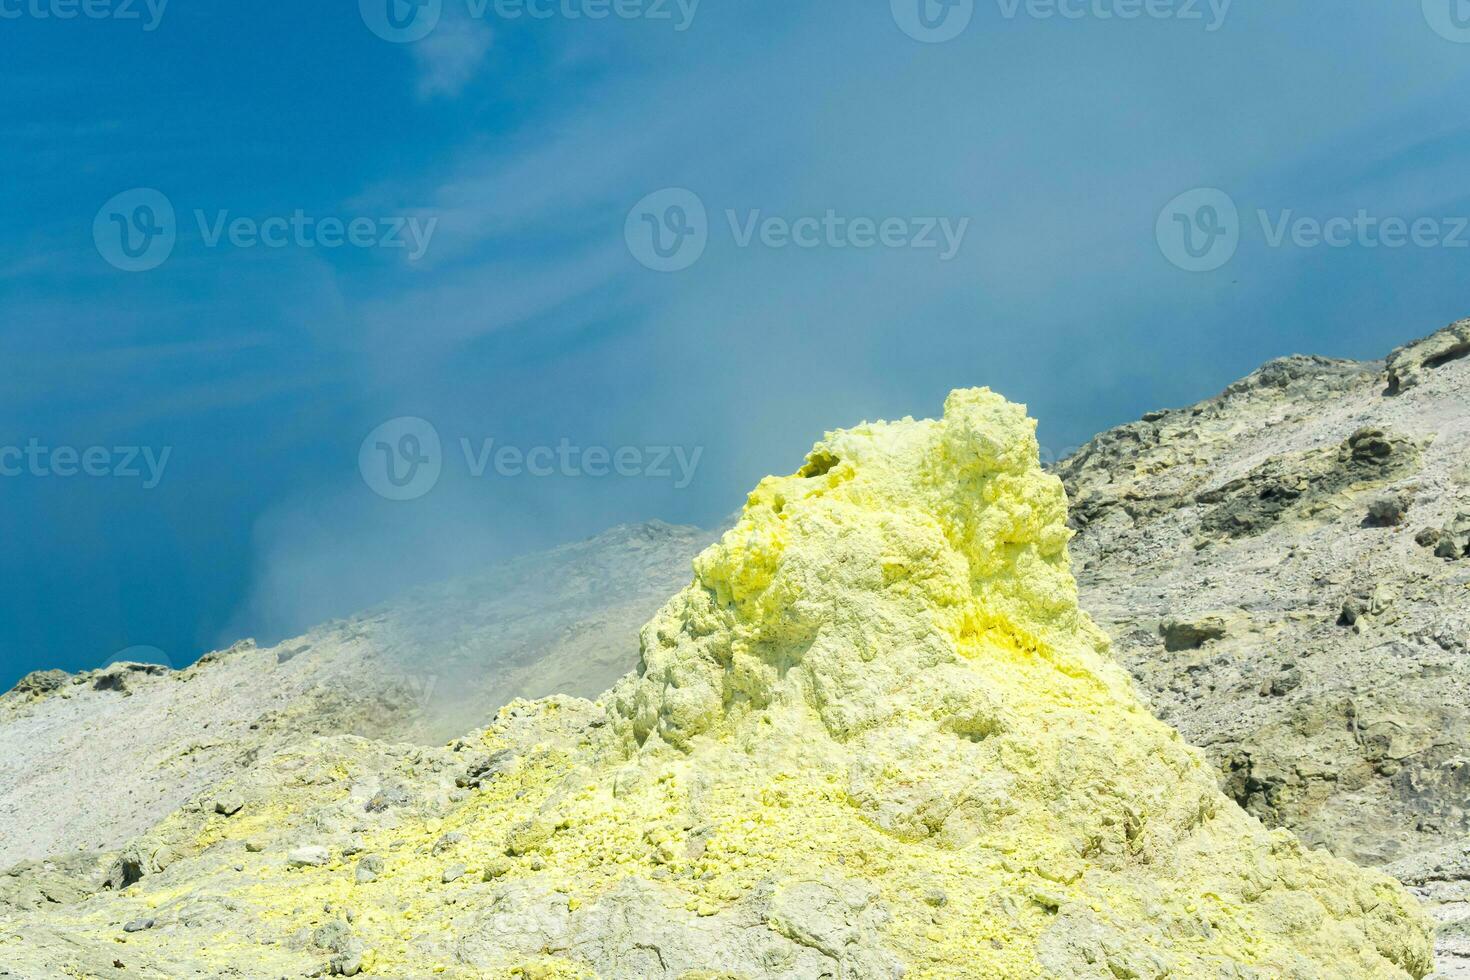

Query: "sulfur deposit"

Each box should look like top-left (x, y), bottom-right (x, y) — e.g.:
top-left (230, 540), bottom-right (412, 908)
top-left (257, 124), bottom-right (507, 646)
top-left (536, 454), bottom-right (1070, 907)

top-left (0, 389), bottom-right (1436, 978)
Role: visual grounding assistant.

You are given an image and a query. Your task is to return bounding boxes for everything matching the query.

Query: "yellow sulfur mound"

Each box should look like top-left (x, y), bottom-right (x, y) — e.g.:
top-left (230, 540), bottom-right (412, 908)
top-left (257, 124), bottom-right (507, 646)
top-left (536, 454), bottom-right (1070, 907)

top-left (1, 389), bottom-right (1435, 978)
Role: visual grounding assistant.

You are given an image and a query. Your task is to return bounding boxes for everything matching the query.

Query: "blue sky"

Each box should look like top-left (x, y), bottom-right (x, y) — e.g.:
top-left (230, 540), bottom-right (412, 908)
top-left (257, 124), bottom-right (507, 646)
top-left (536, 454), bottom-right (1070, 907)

top-left (1, 1), bottom-right (1468, 689)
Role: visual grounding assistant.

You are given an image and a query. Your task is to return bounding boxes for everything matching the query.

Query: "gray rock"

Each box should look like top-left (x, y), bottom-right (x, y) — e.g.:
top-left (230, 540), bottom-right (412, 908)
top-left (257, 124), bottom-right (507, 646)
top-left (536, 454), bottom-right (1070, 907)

top-left (4, 670), bottom-right (70, 700)
top-left (1060, 317), bottom-right (1470, 874)
top-left (1160, 616), bottom-right (1228, 652)
top-left (355, 855), bottom-right (384, 884)
top-left (1386, 317), bottom-right (1470, 394)
top-left (1367, 495), bottom-right (1411, 527)
top-left (287, 846), bottom-right (330, 868)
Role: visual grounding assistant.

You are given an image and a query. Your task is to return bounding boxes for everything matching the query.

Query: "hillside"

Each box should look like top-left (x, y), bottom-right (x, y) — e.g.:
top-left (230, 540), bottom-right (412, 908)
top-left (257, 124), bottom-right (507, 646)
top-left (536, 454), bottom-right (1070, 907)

top-left (3, 319), bottom-right (1468, 975)
top-left (0, 389), bottom-right (1434, 978)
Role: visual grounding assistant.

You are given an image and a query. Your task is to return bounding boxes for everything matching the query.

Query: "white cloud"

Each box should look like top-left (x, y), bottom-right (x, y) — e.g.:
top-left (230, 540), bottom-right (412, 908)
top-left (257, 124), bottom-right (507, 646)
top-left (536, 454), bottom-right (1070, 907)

top-left (413, 16), bottom-right (494, 99)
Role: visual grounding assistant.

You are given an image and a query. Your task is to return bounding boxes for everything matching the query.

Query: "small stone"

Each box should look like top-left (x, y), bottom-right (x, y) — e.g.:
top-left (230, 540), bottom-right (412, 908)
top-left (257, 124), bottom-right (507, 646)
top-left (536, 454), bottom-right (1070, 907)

top-left (330, 954), bottom-right (363, 976)
top-left (1339, 597), bottom-right (1367, 627)
top-left (1265, 669), bottom-right (1302, 697)
top-left (214, 797), bottom-right (244, 817)
top-left (1366, 495), bottom-right (1409, 527)
top-left (7, 669), bottom-right (70, 699)
top-left (922, 888), bottom-right (948, 908)
top-left (288, 846), bottom-right (330, 868)
top-left (151, 847), bottom-right (177, 872)
top-left (123, 917), bottom-right (156, 933)
top-left (481, 859), bottom-right (511, 881)
top-left (431, 832), bottom-right (465, 856)
top-left (505, 816), bottom-right (557, 856)
top-left (1161, 617), bottom-right (1228, 652)
top-left (355, 855), bottom-right (384, 884)
top-left (442, 864), bottom-right (467, 884)
top-left (244, 840), bottom-right (265, 853)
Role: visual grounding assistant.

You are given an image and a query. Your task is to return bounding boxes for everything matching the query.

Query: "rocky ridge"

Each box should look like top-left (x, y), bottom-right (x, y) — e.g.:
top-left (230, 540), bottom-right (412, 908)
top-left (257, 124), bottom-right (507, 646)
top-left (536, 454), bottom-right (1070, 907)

top-left (0, 520), bottom-right (713, 870)
top-left (1059, 318), bottom-right (1470, 976)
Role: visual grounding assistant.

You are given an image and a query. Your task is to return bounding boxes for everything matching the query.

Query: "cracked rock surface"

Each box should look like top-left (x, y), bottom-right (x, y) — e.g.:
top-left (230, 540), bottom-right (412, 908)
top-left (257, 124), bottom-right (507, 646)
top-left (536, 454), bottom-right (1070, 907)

top-left (1059, 318), bottom-right (1470, 977)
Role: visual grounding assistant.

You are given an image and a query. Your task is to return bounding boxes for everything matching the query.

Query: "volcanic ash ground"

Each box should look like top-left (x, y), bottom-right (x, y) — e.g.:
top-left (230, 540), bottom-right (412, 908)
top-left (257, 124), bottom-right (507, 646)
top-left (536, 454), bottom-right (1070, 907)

top-left (0, 388), bottom-right (1436, 979)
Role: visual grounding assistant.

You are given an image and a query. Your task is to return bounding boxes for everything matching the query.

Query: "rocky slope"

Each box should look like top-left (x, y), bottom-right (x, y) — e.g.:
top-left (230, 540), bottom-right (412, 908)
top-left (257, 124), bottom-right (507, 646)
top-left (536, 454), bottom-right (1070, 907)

top-left (0, 388), bottom-right (1435, 978)
top-left (1058, 318), bottom-right (1470, 977)
top-left (3, 318), bottom-right (1468, 976)
top-left (0, 521), bottom-right (713, 870)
